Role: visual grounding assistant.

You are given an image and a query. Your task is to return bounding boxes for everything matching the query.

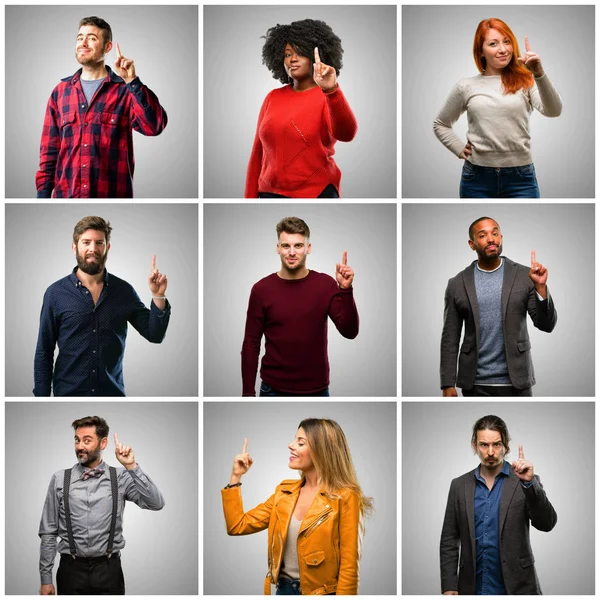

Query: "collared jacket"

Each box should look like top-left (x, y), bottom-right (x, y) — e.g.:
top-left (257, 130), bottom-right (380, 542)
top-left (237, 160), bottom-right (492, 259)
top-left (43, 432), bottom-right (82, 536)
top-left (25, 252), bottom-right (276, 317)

top-left (222, 479), bottom-right (362, 595)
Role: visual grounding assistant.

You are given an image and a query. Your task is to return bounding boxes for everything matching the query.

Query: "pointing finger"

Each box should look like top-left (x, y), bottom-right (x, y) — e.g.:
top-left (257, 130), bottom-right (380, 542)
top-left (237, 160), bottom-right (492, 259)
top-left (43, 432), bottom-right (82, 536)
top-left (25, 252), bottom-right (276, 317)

top-left (116, 42), bottom-right (123, 58)
top-left (342, 250), bottom-right (347, 266)
top-left (525, 36), bottom-right (531, 53)
top-left (531, 250), bottom-right (536, 266)
top-left (114, 433), bottom-right (119, 447)
top-left (152, 254), bottom-right (156, 271)
top-left (314, 47), bottom-right (321, 64)
top-left (242, 438), bottom-right (248, 453)
top-left (519, 444), bottom-right (524, 459)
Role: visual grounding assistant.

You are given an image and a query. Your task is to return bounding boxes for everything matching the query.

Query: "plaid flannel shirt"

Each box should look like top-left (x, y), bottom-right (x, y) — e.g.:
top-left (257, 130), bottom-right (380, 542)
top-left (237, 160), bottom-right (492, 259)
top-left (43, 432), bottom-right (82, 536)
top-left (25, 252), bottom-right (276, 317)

top-left (36, 66), bottom-right (167, 198)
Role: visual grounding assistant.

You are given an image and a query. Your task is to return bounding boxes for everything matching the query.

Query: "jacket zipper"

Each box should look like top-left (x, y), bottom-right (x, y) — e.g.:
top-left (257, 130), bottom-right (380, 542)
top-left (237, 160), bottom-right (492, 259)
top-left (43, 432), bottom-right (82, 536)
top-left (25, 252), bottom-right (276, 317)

top-left (302, 507), bottom-right (333, 537)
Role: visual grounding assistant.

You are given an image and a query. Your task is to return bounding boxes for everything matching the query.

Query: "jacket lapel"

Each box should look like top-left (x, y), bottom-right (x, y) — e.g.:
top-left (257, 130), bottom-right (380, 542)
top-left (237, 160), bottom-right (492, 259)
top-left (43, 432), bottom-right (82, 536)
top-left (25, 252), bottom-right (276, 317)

top-left (462, 263), bottom-right (480, 346)
top-left (299, 489), bottom-right (331, 534)
top-left (501, 257), bottom-right (518, 321)
top-left (275, 480), bottom-right (302, 526)
top-left (464, 471), bottom-right (477, 565)
top-left (499, 468), bottom-right (519, 536)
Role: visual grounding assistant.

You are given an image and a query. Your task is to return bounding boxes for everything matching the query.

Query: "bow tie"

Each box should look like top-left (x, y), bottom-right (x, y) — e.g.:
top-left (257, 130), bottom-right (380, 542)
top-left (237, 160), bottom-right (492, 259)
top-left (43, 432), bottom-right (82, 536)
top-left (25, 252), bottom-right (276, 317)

top-left (81, 468), bottom-right (105, 481)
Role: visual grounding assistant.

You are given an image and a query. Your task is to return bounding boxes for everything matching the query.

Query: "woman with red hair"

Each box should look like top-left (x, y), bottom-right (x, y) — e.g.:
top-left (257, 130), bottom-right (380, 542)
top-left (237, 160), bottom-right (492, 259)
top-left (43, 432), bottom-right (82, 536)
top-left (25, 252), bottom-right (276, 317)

top-left (433, 18), bottom-right (562, 198)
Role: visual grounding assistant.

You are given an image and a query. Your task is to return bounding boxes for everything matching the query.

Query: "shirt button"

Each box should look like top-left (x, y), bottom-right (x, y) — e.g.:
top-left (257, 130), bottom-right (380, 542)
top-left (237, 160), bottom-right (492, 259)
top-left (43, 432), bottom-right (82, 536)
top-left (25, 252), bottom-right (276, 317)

top-left (83, 184), bottom-right (87, 188)
top-left (91, 389), bottom-right (95, 392)
top-left (85, 290), bottom-right (89, 294)
top-left (83, 164), bottom-right (86, 168)
top-left (93, 329), bottom-right (96, 333)
top-left (85, 122), bottom-right (88, 126)
top-left (93, 350), bottom-right (96, 354)
top-left (111, 118), bottom-right (115, 123)
top-left (92, 369), bottom-right (96, 373)
top-left (81, 104), bottom-right (85, 108)
top-left (84, 143), bottom-right (88, 148)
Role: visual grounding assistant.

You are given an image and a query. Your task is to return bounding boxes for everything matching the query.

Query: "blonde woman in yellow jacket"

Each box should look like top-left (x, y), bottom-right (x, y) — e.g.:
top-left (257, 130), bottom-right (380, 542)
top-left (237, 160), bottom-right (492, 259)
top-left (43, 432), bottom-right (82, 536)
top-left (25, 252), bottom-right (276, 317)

top-left (222, 418), bottom-right (372, 595)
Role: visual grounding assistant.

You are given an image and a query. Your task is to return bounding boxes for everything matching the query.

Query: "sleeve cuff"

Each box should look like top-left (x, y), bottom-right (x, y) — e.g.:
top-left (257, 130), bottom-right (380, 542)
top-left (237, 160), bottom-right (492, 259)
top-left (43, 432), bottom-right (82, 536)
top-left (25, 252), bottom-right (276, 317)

top-left (37, 189), bottom-right (52, 198)
top-left (520, 479), bottom-right (534, 488)
top-left (40, 574), bottom-right (53, 585)
top-left (150, 299), bottom-right (171, 314)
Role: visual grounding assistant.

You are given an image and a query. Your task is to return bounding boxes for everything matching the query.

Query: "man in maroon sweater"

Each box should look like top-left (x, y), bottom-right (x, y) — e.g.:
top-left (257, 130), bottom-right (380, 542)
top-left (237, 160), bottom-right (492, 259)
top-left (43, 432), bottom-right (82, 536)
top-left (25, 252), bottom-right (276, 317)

top-left (241, 217), bottom-right (359, 396)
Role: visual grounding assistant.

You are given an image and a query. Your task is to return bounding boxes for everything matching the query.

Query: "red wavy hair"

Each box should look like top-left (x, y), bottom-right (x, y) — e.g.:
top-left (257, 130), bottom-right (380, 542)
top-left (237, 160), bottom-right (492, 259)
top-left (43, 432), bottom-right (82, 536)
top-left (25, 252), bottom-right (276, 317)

top-left (473, 18), bottom-right (533, 94)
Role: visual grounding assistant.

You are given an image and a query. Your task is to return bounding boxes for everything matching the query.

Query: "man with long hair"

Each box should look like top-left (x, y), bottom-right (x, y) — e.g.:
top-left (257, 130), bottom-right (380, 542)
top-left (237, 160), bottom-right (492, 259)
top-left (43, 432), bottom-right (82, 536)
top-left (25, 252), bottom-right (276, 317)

top-left (34, 216), bottom-right (170, 396)
top-left (440, 415), bottom-right (556, 594)
top-left (39, 416), bottom-right (164, 594)
top-left (241, 217), bottom-right (359, 396)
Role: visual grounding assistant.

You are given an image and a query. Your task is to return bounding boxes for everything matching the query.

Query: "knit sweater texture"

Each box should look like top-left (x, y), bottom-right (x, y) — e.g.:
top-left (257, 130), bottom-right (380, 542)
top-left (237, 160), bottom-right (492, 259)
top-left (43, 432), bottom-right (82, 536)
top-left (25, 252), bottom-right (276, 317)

top-left (474, 261), bottom-right (510, 384)
top-left (244, 85), bottom-right (357, 198)
top-left (434, 73), bottom-right (562, 167)
top-left (241, 270), bottom-right (359, 396)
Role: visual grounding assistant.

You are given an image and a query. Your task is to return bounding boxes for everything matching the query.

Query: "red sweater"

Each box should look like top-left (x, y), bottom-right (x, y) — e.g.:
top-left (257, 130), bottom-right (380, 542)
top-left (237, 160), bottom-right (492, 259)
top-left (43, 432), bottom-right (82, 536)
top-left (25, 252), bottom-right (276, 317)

top-left (241, 271), bottom-right (359, 396)
top-left (244, 85), bottom-right (358, 198)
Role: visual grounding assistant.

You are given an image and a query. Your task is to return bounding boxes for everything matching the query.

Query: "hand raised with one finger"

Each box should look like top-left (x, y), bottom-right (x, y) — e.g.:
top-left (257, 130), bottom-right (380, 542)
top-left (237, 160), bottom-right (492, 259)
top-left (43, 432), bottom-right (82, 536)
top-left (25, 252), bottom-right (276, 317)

top-left (231, 438), bottom-right (254, 478)
top-left (114, 433), bottom-right (137, 469)
top-left (511, 444), bottom-right (534, 482)
top-left (313, 47), bottom-right (337, 92)
top-left (335, 250), bottom-right (354, 289)
top-left (528, 250), bottom-right (548, 288)
top-left (148, 254), bottom-right (168, 296)
top-left (517, 36), bottom-right (544, 77)
top-left (113, 42), bottom-right (137, 84)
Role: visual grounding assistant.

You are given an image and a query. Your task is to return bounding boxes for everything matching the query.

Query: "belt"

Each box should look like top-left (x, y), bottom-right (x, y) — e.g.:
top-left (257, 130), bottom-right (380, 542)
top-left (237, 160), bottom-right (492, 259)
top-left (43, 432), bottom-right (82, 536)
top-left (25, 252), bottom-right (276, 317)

top-left (60, 552), bottom-right (120, 563)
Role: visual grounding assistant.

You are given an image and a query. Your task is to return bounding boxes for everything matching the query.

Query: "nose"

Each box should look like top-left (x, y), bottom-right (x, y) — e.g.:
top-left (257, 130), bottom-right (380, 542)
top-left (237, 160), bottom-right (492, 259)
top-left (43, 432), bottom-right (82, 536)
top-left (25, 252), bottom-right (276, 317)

top-left (487, 446), bottom-right (495, 456)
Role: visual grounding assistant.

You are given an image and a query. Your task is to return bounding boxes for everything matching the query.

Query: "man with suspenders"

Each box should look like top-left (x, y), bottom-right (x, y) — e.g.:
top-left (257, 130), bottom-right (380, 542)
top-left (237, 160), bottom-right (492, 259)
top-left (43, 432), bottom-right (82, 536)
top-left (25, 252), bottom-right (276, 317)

top-left (38, 416), bottom-right (165, 594)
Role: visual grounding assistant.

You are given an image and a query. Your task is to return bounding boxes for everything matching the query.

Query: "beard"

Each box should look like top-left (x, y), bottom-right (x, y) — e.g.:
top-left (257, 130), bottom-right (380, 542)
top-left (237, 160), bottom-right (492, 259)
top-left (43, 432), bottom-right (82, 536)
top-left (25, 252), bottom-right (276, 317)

top-left (281, 255), bottom-right (307, 273)
top-left (76, 248), bottom-right (107, 275)
top-left (476, 242), bottom-right (503, 262)
top-left (76, 444), bottom-right (102, 467)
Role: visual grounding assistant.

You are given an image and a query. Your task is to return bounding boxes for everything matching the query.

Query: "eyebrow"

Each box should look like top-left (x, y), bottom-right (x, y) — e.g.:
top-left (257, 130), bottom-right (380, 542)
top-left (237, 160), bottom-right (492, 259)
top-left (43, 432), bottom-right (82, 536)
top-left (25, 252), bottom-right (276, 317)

top-left (479, 439), bottom-right (502, 444)
top-left (476, 227), bottom-right (499, 234)
top-left (297, 436), bottom-right (307, 442)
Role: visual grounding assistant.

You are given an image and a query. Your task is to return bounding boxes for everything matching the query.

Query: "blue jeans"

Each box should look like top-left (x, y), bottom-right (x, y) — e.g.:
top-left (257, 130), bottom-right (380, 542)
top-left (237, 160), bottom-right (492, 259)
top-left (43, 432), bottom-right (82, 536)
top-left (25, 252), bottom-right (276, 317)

top-left (459, 161), bottom-right (540, 198)
top-left (276, 578), bottom-right (302, 595)
top-left (259, 381), bottom-right (330, 397)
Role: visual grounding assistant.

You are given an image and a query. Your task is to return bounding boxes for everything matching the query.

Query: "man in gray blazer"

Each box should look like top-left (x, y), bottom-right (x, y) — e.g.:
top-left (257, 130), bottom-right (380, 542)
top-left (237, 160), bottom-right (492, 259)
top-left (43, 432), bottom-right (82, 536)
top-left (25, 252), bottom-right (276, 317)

top-left (440, 415), bottom-right (557, 595)
top-left (441, 217), bottom-right (557, 397)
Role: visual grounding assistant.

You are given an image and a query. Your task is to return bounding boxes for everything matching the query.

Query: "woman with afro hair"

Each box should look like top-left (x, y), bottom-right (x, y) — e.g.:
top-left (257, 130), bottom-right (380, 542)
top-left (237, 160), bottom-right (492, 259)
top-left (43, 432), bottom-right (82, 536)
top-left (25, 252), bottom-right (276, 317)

top-left (245, 19), bottom-right (357, 198)
top-left (433, 18), bottom-right (562, 198)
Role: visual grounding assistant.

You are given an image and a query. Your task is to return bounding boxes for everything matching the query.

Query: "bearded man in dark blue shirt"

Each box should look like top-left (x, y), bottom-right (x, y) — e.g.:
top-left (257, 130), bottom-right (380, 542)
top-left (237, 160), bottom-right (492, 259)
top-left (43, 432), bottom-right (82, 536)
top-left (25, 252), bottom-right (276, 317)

top-left (440, 415), bottom-right (557, 595)
top-left (34, 216), bottom-right (170, 396)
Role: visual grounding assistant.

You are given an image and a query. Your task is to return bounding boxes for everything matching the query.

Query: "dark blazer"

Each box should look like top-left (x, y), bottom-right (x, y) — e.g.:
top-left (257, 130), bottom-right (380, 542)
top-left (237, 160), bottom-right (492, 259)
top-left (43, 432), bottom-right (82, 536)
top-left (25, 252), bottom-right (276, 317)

top-left (440, 465), bottom-right (557, 594)
top-left (440, 257), bottom-right (557, 390)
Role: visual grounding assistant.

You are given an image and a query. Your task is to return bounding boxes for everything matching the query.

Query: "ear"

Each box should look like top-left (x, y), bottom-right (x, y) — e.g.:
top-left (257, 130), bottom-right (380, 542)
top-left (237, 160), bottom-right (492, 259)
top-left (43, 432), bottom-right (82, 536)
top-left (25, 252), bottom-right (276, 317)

top-left (276, 243), bottom-right (281, 255)
top-left (468, 239), bottom-right (475, 252)
top-left (72, 241), bottom-right (77, 254)
top-left (106, 242), bottom-right (111, 253)
top-left (105, 41), bottom-right (113, 55)
top-left (100, 437), bottom-right (109, 450)
top-left (307, 242), bottom-right (312, 255)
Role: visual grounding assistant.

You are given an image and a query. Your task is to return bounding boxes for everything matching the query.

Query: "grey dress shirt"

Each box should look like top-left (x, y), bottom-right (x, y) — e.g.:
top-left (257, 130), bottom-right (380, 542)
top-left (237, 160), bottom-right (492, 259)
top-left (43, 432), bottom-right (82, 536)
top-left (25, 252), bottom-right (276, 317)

top-left (38, 461), bottom-right (165, 584)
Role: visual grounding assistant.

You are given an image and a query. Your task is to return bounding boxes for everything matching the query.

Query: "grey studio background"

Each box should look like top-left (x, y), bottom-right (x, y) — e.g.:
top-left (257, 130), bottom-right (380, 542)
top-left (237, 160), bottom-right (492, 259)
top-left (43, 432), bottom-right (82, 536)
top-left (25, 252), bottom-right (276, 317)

top-left (204, 401), bottom-right (397, 595)
top-left (402, 402), bottom-right (594, 595)
top-left (5, 204), bottom-right (198, 397)
top-left (402, 5), bottom-right (594, 198)
top-left (204, 5), bottom-right (396, 198)
top-left (204, 204), bottom-right (396, 397)
top-left (5, 402), bottom-right (198, 594)
top-left (402, 204), bottom-right (594, 396)
top-left (5, 5), bottom-right (198, 198)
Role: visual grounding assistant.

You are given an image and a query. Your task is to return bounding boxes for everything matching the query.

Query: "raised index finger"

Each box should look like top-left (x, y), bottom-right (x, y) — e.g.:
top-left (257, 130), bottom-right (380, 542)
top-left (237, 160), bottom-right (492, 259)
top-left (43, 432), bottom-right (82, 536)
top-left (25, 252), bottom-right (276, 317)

top-left (518, 444), bottom-right (524, 459)
top-left (242, 438), bottom-right (248, 453)
top-left (151, 254), bottom-right (156, 271)
top-left (114, 433), bottom-right (119, 446)
top-left (531, 250), bottom-right (536, 266)
top-left (314, 47), bottom-right (321, 65)
top-left (342, 250), bottom-right (347, 266)
top-left (116, 42), bottom-right (123, 58)
top-left (525, 36), bottom-right (531, 53)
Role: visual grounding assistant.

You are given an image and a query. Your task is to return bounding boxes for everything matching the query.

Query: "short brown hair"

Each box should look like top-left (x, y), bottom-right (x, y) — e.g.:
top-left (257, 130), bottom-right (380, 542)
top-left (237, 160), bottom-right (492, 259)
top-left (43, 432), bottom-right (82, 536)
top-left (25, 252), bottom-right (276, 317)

top-left (72, 416), bottom-right (109, 439)
top-left (276, 216), bottom-right (310, 239)
top-left (79, 16), bottom-right (112, 45)
top-left (73, 216), bottom-right (112, 245)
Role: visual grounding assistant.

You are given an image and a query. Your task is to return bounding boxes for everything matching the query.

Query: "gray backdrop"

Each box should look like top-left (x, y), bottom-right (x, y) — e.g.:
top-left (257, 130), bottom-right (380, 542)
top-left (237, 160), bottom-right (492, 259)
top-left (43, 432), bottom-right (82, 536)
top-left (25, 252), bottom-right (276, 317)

top-left (5, 401), bottom-right (198, 595)
top-left (402, 5), bottom-right (595, 198)
top-left (402, 402), bottom-right (595, 595)
top-left (204, 5), bottom-right (396, 198)
top-left (204, 401), bottom-right (397, 595)
top-left (204, 203), bottom-right (397, 397)
top-left (402, 204), bottom-right (595, 396)
top-left (5, 204), bottom-right (198, 397)
top-left (6, 5), bottom-right (198, 198)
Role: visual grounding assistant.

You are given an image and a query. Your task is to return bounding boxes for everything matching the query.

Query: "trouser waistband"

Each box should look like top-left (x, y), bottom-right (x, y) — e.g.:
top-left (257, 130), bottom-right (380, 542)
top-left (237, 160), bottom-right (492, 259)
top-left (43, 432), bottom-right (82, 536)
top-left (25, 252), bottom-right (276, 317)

top-left (60, 552), bottom-right (120, 563)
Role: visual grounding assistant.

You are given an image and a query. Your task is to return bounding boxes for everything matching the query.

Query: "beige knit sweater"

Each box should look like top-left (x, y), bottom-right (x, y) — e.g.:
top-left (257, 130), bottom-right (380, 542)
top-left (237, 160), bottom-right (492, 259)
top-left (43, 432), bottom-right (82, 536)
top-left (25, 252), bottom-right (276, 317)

top-left (433, 73), bottom-right (563, 167)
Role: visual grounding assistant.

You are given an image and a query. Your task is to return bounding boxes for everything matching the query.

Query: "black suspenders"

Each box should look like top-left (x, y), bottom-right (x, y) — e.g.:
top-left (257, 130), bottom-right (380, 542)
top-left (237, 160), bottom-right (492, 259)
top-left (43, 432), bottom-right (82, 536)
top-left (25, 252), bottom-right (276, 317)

top-left (62, 466), bottom-right (118, 558)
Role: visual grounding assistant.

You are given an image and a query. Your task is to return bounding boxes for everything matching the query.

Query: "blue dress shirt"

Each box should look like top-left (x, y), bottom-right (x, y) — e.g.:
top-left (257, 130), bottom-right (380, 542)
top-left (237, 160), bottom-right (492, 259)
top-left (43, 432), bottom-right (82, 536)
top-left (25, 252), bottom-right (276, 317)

top-left (34, 268), bottom-right (170, 396)
top-left (474, 461), bottom-right (510, 595)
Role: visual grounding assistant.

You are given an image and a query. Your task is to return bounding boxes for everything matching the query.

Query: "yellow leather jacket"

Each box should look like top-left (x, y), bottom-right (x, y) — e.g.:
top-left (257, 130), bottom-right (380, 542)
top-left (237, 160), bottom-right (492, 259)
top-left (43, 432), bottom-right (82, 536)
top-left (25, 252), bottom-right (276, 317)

top-left (222, 479), bottom-right (362, 595)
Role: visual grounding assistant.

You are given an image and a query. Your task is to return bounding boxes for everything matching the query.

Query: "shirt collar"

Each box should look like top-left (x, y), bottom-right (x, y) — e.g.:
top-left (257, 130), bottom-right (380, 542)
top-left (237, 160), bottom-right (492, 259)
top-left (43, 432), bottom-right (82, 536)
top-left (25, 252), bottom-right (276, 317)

top-left (63, 65), bottom-right (124, 86)
top-left (474, 460), bottom-right (510, 483)
top-left (475, 257), bottom-right (504, 273)
top-left (69, 267), bottom-right (110, 287)
top-left (73, 459), bottom-right (107, 476)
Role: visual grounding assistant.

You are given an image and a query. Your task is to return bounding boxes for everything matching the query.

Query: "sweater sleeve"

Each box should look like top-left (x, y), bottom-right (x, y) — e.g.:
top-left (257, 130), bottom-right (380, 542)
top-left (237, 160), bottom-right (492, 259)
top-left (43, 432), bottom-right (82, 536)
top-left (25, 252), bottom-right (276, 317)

top-left (324, 86), bottom-right (357, 142)
top-left (328, 285), bottom-right (359, 339)
top-left (244, 92), bottom-right (270, 198)
top-left (528, 72), bottom-right (562, 117)
top-left (433, 80), bottom-right (468, 157)
top-left (241, 284), bottom-right (265, 396)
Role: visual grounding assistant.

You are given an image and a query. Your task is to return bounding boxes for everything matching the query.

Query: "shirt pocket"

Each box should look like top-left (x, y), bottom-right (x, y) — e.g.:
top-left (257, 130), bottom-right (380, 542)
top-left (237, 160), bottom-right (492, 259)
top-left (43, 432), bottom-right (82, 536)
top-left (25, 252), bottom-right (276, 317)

top-left (99, 111), bottom-right (129, 149)
top-left (59, 111), bottom-right (77, 146)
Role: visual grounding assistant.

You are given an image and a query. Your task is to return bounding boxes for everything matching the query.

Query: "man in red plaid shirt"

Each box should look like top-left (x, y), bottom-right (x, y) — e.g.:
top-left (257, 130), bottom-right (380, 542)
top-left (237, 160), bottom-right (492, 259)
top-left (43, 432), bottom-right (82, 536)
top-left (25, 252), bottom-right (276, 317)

top-left (36, 16), bottom-right (167, 198)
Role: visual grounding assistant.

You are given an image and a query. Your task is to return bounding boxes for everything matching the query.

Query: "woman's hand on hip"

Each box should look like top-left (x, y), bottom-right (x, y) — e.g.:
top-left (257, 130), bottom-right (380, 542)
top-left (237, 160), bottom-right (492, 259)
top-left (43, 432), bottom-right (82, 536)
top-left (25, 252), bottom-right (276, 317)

top-left (230, 438), bottom-right (253, 483)
top-left (518, 36), bottom-right (544, 77)
top-left (313, 47), bottom-right (337, 92)
top-left (459, 141), bottom-right (472, 160)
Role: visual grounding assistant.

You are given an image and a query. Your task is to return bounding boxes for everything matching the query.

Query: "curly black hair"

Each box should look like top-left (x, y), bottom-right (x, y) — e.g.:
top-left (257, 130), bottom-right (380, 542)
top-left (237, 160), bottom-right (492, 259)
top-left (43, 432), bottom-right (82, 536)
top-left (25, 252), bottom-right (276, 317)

top-left (261, 19), bottom-right (343, 84)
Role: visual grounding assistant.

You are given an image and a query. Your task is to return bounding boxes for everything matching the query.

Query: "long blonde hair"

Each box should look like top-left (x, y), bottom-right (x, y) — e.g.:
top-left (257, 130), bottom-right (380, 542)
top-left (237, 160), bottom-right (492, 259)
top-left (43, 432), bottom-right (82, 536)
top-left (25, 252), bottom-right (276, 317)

top-left (298, 418), bottom-right (373, 518)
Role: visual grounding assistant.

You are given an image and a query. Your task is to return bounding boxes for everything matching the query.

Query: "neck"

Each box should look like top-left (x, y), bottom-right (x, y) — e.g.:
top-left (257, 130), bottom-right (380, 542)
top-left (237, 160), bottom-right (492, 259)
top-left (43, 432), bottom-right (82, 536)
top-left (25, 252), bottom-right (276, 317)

top-left (302, 469), bottom-right (320, 489)
top-left (480, 460), bottom-right (504, 480)
top-left (80, 62), bottom-right (108, 81)
top-left (278, 266), bottom-right (309, 280)
top-left (76, 267), bottom-right (105, 287)
top-left (292, 77), bottom-right (318, 92)
top-left (477, 256), bottom-right (502, 271)
top-left (483, 65), bottom-right (504, 77)
top-left (84, 457), bottom-right (103, 469)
